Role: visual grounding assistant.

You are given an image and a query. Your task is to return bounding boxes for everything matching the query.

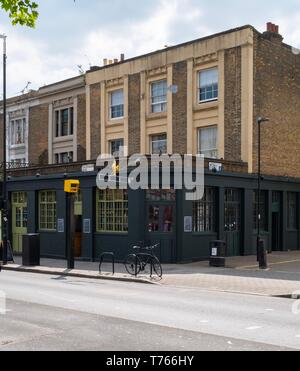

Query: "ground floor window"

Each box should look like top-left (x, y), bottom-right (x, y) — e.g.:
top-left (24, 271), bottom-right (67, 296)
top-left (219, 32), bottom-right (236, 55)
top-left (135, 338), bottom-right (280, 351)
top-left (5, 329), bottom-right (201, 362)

top-left (287, 192), bottom-right (298, 230)
top-left (39, 190), bottom-right (57, 231)
top-left (253, 190), bottom-right (268, 231)
top-left (193, 187), bottom-right (216, 233)
top-left (96, 189), bottom-right (128, 233)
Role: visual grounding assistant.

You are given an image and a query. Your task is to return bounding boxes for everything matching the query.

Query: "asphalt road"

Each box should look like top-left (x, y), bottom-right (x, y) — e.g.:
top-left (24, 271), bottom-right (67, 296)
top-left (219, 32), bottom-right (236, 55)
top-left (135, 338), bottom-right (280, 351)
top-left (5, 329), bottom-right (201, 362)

top-left (0, 270), bottom-right (300, 351)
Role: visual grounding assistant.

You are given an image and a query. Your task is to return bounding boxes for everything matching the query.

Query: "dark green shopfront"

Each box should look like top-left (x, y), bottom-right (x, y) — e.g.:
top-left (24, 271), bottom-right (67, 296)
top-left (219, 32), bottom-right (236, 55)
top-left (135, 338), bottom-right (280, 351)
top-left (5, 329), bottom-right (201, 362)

top-left (5, 168), bottom-right (300, 264)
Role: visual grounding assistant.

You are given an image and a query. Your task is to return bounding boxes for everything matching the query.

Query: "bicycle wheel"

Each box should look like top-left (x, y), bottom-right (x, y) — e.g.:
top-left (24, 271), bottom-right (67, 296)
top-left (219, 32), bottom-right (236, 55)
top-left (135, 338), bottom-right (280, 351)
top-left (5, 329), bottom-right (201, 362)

top-left (124, 254), bottom-right (141, 276)
top-left (151, 256), bottom-right (163, 278)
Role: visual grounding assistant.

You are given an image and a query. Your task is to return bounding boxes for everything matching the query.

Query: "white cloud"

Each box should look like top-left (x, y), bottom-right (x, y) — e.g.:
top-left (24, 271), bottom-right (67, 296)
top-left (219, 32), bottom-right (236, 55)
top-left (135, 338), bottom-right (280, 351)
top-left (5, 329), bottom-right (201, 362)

top-left (82, 0), bottom-right (209, 66)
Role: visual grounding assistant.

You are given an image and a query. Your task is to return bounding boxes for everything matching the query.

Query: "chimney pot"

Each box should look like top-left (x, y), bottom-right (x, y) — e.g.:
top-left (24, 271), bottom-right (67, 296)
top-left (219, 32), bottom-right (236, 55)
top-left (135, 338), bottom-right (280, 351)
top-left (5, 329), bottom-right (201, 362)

top-left (103, 58), bottom-right (108, 66)
top-left (114, 58), bottom-right (118, 64)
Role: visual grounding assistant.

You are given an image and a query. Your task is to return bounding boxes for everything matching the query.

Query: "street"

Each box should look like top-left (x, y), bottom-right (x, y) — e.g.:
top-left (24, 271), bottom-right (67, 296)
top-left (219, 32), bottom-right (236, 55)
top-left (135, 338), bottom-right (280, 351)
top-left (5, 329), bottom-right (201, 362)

top-left (0, 270), bottom-right (300, 351)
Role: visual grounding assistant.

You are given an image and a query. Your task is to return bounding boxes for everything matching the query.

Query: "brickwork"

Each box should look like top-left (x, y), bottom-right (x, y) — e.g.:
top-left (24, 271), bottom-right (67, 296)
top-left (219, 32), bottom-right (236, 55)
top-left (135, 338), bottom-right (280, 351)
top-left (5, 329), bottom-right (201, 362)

top-left (90, 83), bottom-right (101, 159)
top-left (128, 74), bottom-right (141, 154)
top-left (77, 93), bottom-right (86, 162)
top-left (224, 47), bottom-right (242, 162)
top-left (28, 104), bottom-right (49, 165)
top-left (253, 33), bottom-right (300, 178)
top-left (172, 61), bottom-right (187, 154)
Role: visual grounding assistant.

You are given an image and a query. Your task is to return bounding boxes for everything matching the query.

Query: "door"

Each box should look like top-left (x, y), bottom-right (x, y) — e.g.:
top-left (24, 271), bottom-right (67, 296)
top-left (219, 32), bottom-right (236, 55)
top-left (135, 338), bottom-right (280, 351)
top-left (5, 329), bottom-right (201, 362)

top-left (224, 189), bottom-right (242, 256)
top-left (12, 192), bottom-right (28, 254)
top-left (74, 190), bottom-right (83, 258)
top-left (145, 190), bottom-right (176, 263)
top-left (272, 212), bottom-right (280, 251)
top-left (271, 192), bottom-right (282, 252)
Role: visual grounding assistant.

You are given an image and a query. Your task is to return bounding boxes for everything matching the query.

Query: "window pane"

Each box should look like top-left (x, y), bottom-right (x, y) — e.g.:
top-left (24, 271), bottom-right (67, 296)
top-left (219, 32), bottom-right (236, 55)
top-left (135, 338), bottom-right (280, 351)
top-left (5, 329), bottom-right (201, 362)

top-left (199, 68), bottom-right (218, 102)
top-left (110, 90), bottom-right (124, 119)
top-left (61, 109), bottom-right (69, 136)
top-left (39, 191), bottom-right (57, 231)
top-left (151, 80), bottom-right (167, 113)
top-left (151, 134), bottom-right (167, 154)
top-left (193, 187), bottom-right (216, 233)
top-left (96, 189), bottom-right (128, 232)
top-left (198, 127), bottom-right (218, 158)
top-left (110, 139), bottom-right (124, 156)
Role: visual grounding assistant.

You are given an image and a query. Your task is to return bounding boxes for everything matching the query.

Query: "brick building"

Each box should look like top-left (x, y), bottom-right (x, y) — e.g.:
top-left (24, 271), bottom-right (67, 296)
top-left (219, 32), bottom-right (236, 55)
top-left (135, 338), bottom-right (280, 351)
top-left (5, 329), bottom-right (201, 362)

top-left (1, 23), bottom-right (300, 263)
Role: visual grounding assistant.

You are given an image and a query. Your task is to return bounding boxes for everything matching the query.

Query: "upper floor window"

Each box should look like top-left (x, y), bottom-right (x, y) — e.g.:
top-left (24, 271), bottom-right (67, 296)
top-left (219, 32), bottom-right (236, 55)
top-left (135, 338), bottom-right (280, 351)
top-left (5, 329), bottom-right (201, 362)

top-left (110, 90), bottom-right (124, 119)
top-left (55, 107), bottom-right (74, 138)
top-left (110, 139), bottom-right (124, 156)
top-left (198, 126), bottom-right (218, 159)
top-left (151, 80), bottom-right (167, 113)
top-left (199, 68), bottom-right (218, 103)
top-left (10, 118), bottom-right (26, 146)
top-left (54, 152), bottom-right (73, 164)
top-left (150, 134), bottom-right (167, 155)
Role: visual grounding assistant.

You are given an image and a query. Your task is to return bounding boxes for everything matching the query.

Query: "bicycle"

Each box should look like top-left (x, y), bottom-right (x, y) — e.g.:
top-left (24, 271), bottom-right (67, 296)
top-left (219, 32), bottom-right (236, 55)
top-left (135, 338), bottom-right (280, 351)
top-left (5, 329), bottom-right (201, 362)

top-left (124, 243), bottom-right (163, 278)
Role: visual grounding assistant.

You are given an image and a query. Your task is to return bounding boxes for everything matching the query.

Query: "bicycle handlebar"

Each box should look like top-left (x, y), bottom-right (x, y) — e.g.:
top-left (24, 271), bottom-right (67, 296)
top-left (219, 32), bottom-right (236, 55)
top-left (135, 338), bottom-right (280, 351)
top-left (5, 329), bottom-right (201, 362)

top-left (133, 243), bottom-right (160, 251)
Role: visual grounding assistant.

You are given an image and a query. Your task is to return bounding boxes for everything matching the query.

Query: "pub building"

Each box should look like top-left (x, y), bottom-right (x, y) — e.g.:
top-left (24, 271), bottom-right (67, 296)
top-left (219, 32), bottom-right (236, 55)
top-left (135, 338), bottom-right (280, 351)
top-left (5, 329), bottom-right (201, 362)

top-left (1, 23), bottom-right (300, 263)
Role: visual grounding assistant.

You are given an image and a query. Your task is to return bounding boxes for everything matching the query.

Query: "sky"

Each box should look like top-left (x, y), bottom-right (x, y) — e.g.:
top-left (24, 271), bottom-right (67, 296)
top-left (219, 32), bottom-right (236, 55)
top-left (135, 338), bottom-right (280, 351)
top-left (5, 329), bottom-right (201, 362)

top-left (0, 0), bottom-right (300, 97)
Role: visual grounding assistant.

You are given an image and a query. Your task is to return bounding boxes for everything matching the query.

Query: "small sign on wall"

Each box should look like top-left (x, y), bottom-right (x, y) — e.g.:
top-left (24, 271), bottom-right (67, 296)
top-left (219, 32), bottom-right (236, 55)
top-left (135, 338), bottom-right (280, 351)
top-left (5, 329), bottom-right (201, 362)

top-left (83, 219), bottom-right (91, 234)
top-left (184, 216), bottom-right (193, 233)
top-left (57, 219), bottom-right (64, 233)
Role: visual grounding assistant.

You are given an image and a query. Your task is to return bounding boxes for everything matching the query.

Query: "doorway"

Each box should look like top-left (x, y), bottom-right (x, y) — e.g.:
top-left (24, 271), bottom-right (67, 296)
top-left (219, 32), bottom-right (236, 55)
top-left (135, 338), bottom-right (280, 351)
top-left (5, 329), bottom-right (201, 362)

top-left (224, 189), bottom-right (242, 256)
top-left (145, 190), bottom-right (176, 263)
top-left (74, 190), bottom-right (83, 258)
top-left (12, 192), bottom-right (28, 254)
top-left (271, 192), bottom-right (282, 252)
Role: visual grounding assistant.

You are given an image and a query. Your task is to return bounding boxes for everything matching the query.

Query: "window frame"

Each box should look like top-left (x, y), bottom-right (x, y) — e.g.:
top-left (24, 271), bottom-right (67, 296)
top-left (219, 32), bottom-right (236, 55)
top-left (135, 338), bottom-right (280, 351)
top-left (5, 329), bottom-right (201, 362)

top-left (193, 187), bottom-right (217, 233)
top-left (10, 117), bottom-right (26, 147)
top-left (39, 190), bottom-right (57, 231)
top-left (110, 139), bottom-right (124, 156)
top-left (150, 79), bottom-right (168, 114)
top-left (150, 133), bottom-right (168, 155)
top-left (96, 189), bottom-right (128, 233)
top-left (54, 106), bottom-right (74, 138)
top-left (198, 126), bottom-right (218, 159)
top-left (109, 89), bottom-right (124, 120)
top-left (198, 68), bottom-right (219, 104)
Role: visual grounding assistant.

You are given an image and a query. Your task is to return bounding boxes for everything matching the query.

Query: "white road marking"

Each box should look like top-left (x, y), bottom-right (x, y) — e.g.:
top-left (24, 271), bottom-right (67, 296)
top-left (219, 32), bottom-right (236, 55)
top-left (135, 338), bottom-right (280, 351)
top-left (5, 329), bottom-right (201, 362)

top-left (246, 326), bottom-right (262, 331)
top-left (265, 309), bottom-right (274, 312)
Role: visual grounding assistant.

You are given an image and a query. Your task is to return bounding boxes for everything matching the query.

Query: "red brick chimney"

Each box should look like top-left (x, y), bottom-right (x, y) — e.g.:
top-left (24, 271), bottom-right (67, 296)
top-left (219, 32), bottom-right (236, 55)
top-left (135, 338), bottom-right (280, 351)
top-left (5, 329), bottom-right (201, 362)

top-left (263, 22), bottom-right (283, 43)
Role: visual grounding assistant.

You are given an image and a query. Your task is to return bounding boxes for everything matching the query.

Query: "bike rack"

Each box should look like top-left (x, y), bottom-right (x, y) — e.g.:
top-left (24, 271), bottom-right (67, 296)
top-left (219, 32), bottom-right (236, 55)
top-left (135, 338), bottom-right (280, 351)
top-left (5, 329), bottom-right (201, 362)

top-left (99, 252), bottom-right (115, 275)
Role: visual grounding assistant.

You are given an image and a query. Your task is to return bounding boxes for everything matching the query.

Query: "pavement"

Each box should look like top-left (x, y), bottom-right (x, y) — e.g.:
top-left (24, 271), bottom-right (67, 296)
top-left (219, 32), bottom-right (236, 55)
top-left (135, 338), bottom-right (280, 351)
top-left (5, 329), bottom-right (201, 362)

top-left (2, 251), bottom-right (300, 298)
top-left (1, 270), bottom-right (300, 351)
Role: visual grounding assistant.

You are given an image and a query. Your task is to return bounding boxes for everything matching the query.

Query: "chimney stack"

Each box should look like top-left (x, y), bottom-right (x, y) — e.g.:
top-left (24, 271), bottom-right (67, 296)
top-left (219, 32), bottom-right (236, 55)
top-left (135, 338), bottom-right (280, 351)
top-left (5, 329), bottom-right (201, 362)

top-left (263, 22), bottom-right (283, 43)
top-left (103, 58), bottom-right (108, 66)
top-left (120, 53), bottom-right (125, 62)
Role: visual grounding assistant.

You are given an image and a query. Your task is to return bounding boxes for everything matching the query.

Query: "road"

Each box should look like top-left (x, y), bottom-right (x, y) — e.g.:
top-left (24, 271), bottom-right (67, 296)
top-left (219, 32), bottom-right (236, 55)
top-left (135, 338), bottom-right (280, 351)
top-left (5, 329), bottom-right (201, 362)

top-left (0, 270), bottom-right (300, 351)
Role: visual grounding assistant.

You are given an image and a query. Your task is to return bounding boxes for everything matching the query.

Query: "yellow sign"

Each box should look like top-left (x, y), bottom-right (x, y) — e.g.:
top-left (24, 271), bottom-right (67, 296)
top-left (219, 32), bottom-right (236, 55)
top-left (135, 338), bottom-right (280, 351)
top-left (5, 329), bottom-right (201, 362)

top-left (112, 161), bottom-right (120, 175)
top-left (64, 180), bottom-right (80, 193)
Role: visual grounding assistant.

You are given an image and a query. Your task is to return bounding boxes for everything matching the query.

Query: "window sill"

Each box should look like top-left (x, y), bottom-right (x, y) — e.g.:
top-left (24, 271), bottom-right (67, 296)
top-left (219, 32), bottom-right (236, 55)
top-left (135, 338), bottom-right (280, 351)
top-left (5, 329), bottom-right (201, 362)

top-left (9, 144), bottom-right (25, 149)
top-left (194, 100), bottom-right (218, 112)
top-left (53, 135), bottom-right (74, 143)
top-left (146, 112), bottom-right (167, 121)
top-left (107, 118), bottom-right (125, 126)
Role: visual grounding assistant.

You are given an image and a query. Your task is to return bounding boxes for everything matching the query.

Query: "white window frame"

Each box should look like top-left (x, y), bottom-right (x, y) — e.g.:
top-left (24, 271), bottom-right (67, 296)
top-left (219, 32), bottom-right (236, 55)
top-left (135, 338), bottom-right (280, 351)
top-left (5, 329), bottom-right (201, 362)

top-left (54, 151), bottom-right (74, 164)
top-left (150, 134), bottom-right (167, 155)
top-left (150, 80), bottom-right (167, 113)
top-left (110, 139), bottom-right (124, 156)
top-left (54, 107), bottom-right (74, 138)
top-left (198, 126), bottom-right (218, 159)
top-left (10, 118), bottom-right (26, 147)
top-left (198, 68), bottom-right (219, 104)
top-left (110, 89), bottom-right (124, 120)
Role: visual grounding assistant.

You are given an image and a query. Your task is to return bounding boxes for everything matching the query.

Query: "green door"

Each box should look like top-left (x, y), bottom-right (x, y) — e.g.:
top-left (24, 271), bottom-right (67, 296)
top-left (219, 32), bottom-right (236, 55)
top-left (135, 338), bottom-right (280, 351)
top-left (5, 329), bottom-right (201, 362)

top-left (224, 189), bottom-right (242, 257)
top-left (12, 192), bottom-right (28, 254)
